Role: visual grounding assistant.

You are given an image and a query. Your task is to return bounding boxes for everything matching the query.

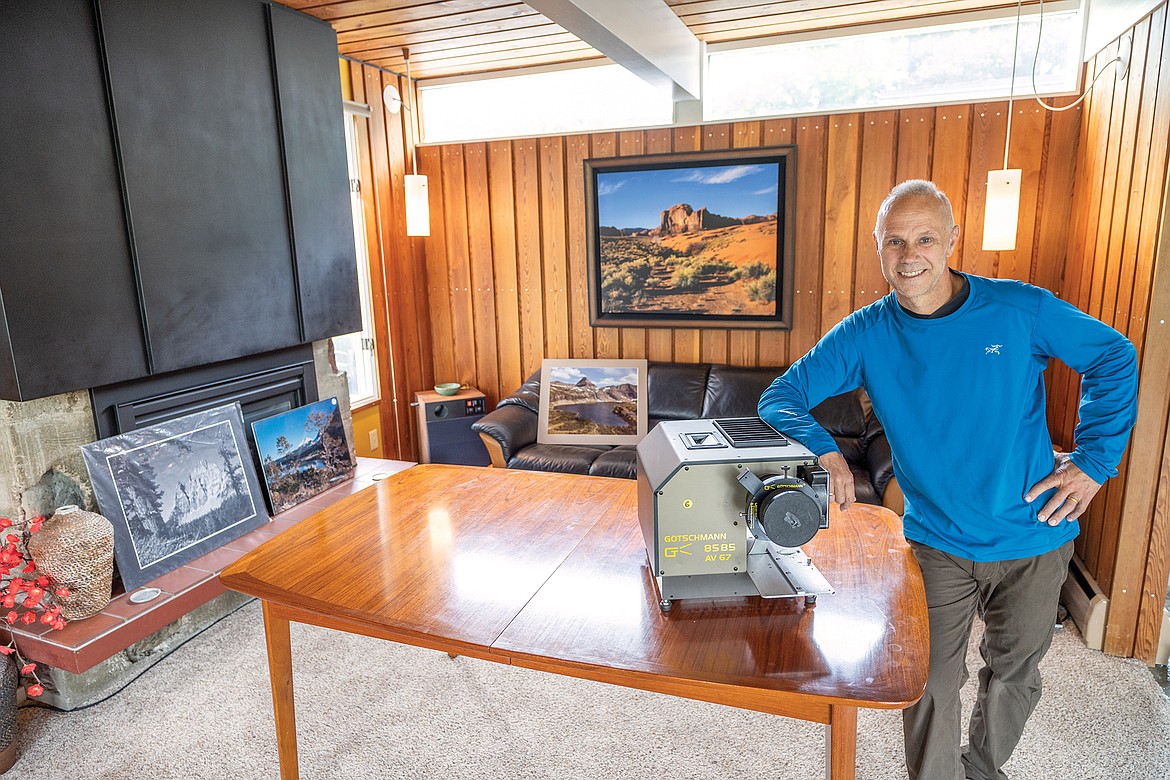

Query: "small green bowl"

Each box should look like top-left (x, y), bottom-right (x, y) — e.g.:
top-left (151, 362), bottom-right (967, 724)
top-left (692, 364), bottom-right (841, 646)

top-left (434, 382), bottom-right (461, 396)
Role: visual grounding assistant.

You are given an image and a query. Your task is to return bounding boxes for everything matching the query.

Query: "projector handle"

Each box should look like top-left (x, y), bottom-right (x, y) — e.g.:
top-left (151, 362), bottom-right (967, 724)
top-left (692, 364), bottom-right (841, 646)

top-left (736, 467), bottom-right (765, 496)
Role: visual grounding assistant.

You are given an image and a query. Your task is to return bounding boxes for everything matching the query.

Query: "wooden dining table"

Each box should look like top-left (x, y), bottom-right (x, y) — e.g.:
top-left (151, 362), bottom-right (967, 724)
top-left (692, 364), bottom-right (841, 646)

top-left (220, 464), bottom-right (928, 779)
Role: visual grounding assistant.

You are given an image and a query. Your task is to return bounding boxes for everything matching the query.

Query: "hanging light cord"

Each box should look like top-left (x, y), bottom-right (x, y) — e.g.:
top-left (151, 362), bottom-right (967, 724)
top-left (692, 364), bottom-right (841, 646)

top-left (1004, 0), bottom-right (1023, 170)
top-left (404, 48), bottom-right (419, 176)
top-left (1031, 0), bottom-right (1128, 112)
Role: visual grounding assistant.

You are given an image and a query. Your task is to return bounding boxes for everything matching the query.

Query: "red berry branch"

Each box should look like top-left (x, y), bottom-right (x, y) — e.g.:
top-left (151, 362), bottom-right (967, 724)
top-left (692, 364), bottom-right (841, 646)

top-left (0, 517), bottom-right (69, 698)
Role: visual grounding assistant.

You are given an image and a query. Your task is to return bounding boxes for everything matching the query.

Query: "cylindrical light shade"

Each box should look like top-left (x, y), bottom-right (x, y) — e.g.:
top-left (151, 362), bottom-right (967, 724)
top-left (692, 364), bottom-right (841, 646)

top-left (983, 169), bottom-right (1021, 251)
top-left (405, 174), bottom-right (430, 237)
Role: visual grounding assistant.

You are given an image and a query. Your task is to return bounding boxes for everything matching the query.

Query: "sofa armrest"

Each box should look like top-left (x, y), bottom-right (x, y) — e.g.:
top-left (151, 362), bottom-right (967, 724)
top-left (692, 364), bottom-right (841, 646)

top-left (865, 433), bottom-right (898, 509)
top-left (472, 404), bottom-right (538, 466)
top-left (882, 476), bottom-right (905, 516)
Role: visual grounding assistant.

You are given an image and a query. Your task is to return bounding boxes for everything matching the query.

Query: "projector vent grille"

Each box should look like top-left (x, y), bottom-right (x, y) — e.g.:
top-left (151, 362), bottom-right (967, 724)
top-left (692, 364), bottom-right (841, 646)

top-left (713, 417), bottom-right (789, 448)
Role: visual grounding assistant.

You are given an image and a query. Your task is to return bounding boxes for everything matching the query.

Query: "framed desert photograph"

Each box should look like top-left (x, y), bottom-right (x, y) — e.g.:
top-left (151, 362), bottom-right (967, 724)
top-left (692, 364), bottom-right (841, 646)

top-left (81, 403), bottom-right (269, 591)
top-left (584, 146), bottom-right (795, 329)
top-left (251, 396), bottom-right (356, 514)
top-left (537, 359), bottom-right (648, 445)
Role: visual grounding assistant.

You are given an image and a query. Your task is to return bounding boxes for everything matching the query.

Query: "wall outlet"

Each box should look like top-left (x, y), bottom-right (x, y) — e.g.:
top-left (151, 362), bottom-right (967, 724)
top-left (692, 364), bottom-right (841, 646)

top-left (368, 429), bottom-right (379, 451)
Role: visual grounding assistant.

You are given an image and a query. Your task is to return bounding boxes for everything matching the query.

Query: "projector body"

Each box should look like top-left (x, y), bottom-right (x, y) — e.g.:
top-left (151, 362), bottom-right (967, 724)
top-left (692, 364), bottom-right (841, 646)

top-left (636, 418), bottom-right (834, 611)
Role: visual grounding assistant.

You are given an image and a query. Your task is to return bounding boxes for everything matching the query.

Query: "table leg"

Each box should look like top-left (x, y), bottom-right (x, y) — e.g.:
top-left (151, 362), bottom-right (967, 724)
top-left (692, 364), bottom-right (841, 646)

top-left (262, 601), bottom-right (300, 780)
top-left (825, 704), bottom-right (858, 780)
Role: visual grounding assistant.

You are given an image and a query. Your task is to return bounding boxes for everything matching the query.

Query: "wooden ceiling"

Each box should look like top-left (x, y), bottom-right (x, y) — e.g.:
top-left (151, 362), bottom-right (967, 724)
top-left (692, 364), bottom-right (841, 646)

top-left (276, 0), bottom-right (1032, 80)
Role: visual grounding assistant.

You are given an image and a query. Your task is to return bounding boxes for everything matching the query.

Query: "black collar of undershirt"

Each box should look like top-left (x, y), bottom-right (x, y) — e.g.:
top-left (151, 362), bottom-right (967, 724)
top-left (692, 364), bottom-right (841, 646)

top-left (900, 271), bottom-right (970, 319)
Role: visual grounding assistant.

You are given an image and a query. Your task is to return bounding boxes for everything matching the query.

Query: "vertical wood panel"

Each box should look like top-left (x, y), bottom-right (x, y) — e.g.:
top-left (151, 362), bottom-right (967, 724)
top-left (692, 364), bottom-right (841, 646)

top-left (539, 136), bottom-right (570, 360)
top-left (790, 116), bottom-right (827, 360)
top-left (931, 105), bottom-right (970, 226)
top-left (590, 132), bottom-right (620, 359)
top-left (566, 134), bottom-right (593, 360)
top-left (1002, 105), bottom-right (1046, 283)
top-left (1102, 4), bottom-right (1170, 660)
top-left (514, 139), bottom-right (545, 377)
top-left (962, 103), bottom-right (1007, 277)
top-left (895, 108), bottom-right (934, 182)
top-left (441, 146), bottom-right (477, 385)
top-left (760, 117), bottom-right (794, 367)
top-left (488, 141), bottom-right (524, 392)
top-left (854, 111), bottom-right (897, 311)
top-left (730, 121), bottom-right (762, 366)
top-left (464, 144), bottom-right (501, 402)
top-left (822, 114), bottom-right (860, 329)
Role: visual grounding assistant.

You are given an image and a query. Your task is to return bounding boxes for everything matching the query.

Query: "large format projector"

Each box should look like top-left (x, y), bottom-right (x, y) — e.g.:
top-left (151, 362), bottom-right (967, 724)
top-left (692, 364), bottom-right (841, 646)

top-left (636, 417), bottom-right (834, 611)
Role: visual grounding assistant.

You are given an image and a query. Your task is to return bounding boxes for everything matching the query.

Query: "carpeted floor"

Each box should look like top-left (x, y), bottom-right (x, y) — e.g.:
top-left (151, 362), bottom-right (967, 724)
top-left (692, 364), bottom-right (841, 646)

top-left (9, 599), bottom-right (1170, 779)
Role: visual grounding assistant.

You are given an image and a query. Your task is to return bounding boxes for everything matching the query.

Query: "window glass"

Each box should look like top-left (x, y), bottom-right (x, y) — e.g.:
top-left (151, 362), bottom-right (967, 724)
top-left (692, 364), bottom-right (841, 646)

top-left (331, 112), bottom-right (379, 407)
top-left (705, 10), bottom-right (1081, 121)
top-left (419, 64), bottom-right (674, 143)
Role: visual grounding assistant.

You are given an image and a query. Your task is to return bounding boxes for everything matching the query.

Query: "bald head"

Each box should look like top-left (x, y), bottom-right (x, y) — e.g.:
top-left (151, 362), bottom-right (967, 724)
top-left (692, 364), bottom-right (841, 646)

top-left (875, 180), bottom-right (955, 234)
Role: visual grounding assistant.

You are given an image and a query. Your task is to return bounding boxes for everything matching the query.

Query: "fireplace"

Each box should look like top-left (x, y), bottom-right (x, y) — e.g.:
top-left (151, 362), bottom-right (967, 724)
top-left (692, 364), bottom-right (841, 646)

top-left (0, 340), bottom-right (369, 709)
top-left (0, 340), bottom-right (351, 547)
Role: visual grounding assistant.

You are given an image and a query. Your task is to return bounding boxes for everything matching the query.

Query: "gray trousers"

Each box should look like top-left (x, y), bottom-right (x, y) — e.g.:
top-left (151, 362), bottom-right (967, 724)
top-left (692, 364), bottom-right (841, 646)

top-left (903, 540), bottom-right (1074, 780)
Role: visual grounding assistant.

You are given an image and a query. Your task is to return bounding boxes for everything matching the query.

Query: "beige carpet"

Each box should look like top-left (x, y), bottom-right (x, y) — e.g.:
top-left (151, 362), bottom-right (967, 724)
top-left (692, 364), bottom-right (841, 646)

top-left (9, 600), bottom-right (1170, 779)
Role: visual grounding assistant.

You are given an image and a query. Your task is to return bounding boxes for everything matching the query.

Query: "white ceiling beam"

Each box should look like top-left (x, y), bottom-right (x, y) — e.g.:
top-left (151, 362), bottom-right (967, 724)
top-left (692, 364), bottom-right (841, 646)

top-left (526, 0), bottom-right (702, 100)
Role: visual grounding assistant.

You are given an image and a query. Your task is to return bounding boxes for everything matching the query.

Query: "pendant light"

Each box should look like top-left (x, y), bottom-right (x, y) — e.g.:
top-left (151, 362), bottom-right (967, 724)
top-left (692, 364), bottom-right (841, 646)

top-left (402, 48), bottom-right (430, 238)
top-left (983, 0), bottom-right (1024, 252)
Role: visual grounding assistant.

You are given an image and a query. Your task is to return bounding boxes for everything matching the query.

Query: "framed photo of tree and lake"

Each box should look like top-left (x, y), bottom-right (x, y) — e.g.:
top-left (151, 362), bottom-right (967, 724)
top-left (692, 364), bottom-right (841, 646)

top-left (537, 359), bottom-right (648, 446)
top-left (250, 397), bottom-right (355, 514)
top-left (584, 146), bottom-right (795, 329)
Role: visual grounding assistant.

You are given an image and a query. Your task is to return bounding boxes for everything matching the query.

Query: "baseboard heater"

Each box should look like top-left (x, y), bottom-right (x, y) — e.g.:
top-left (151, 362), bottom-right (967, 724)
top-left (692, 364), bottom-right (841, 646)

top-left (1061, 553), bottom-right (1108, 651)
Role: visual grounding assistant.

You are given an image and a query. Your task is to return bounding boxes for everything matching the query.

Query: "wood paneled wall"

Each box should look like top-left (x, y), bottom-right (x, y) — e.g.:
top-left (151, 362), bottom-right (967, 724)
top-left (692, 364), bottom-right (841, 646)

top-left (1057, 4), bottom-right (1170, 661)
top-left (354, 3), bottom-right (1170, 659)
top-left (417, 104), bottom-right (1082, 406)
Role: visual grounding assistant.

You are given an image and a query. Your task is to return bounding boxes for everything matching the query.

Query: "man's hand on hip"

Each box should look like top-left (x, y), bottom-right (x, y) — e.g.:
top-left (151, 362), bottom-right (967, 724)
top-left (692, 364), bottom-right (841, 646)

top-left (819, 451), bottom-right (855, 511)
top-left (1025, 451), bottom-right (1103, 526)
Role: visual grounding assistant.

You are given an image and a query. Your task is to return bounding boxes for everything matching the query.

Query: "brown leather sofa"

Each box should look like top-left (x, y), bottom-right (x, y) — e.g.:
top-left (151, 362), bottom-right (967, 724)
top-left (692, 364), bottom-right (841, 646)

top-left (473, 362), bottom-right (903, 511)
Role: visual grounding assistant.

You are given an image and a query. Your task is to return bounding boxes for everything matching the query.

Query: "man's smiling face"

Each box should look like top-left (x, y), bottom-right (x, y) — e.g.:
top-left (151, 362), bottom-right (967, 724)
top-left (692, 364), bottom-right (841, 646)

top-left (874, 195), bottom-right (961, 315)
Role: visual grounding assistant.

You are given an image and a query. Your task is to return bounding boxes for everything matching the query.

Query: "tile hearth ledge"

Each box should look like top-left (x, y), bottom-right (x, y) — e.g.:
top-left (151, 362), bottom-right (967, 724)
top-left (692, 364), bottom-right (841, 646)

top-left (4, 457), bottom-right (414, 676)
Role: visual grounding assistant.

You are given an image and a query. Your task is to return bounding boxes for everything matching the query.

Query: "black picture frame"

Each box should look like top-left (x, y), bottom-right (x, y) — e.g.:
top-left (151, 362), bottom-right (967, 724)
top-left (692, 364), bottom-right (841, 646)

top-left (81, 402), bottom-right (269, 591)
top-left (584, 146), bottom-right (795, 330)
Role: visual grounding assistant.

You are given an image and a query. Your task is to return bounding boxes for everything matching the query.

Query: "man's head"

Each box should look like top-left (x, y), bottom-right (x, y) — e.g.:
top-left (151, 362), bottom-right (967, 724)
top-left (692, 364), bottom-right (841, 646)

top-left (873, 180), bottom-right (961, 315)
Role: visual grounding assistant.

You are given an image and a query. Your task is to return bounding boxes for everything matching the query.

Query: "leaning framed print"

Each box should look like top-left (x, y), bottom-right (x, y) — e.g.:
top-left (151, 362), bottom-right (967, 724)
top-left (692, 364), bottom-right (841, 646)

top-left (584, 146), bottom-right (795, 329)
top-left (537, 358), bottom-right (648, 446)
top-left (81, 402), bottom-right (269, 591)
top-left (251, 396), bottom-right (356, 515)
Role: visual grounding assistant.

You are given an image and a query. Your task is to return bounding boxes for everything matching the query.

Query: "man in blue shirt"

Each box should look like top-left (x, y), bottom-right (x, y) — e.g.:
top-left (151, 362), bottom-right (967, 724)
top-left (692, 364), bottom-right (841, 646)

top-left (758, 180), bottom-right (1138, 780)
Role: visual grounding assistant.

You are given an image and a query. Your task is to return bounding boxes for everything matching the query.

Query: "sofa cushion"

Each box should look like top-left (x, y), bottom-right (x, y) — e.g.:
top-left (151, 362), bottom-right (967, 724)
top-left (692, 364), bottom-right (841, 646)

top-left (509, 443), bottom-right (610, 475)
top-left (589, 446), bottom-right (637, 479)
top-left (701, 365), bottom-right (785, 418)
top-left (648, 363), bottom-right (710, 421)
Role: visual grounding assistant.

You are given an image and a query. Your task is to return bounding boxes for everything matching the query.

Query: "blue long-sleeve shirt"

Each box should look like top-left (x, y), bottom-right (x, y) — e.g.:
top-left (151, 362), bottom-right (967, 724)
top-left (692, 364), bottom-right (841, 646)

top-left (758, 274), bottom-right (1139, 561)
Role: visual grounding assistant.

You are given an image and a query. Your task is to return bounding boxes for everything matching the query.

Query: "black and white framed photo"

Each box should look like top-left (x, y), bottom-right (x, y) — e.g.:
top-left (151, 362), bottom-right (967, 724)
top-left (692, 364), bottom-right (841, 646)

top-left (537, 358), bottom-right (648, 446)
top-left (250, 396), bottom-right (355, 515)
top-left (81, 402), bottom-right (268, 591)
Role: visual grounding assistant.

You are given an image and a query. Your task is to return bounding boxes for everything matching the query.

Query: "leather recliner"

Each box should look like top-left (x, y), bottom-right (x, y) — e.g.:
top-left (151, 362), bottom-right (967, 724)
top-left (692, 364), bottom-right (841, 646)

top-left (472, 362), bottom-right (902, 512)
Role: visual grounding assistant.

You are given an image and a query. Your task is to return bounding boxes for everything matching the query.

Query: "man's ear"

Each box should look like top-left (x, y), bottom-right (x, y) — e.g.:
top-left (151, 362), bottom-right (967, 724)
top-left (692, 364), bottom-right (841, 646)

top-left (947, 224), bottom-right (961, 256)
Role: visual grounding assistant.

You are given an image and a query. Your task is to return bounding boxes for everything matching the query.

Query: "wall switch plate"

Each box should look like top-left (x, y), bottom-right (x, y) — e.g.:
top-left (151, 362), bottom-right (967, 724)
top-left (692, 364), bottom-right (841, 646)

top-left (369, 429), bottom-right (379, 451)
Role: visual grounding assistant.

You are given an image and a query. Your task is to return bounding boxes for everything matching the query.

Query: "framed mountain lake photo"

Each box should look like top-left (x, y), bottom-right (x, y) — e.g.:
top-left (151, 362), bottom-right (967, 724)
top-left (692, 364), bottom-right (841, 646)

top-left (537, 359), bottom-right (648, 446)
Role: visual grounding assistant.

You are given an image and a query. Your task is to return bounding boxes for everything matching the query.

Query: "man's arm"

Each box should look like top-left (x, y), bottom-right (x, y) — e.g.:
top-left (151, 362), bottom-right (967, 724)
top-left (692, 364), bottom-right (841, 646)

top-left (758, 320), bottom-right (864, 509)
top-left (1025, 291), bottom-right (1139, 523)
